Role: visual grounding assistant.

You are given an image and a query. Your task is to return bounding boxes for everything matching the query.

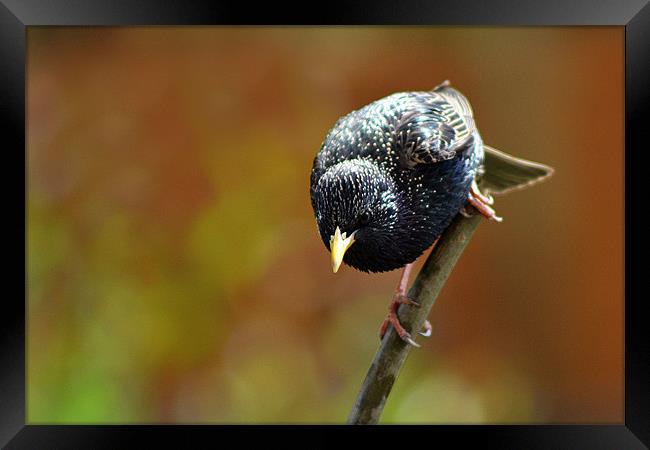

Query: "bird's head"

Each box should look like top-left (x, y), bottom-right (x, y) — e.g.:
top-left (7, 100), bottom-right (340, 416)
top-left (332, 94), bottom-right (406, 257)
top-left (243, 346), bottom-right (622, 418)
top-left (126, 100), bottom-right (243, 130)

top-left (312, 159), bottom-right (423, 273)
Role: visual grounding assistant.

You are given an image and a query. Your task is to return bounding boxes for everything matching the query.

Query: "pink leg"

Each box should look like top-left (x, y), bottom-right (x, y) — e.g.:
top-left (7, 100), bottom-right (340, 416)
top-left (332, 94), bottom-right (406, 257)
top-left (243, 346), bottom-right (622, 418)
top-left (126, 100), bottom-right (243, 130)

top-left (378, 275), bottom-right (421, 347)
top-left (378, 239), bottom-right (439, 347)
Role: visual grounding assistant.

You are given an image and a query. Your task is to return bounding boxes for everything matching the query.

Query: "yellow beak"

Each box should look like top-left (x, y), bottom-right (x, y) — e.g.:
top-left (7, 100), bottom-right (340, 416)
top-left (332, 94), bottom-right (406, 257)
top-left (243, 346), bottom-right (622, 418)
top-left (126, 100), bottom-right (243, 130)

top-left (330, 226), bottom-right (356, 273)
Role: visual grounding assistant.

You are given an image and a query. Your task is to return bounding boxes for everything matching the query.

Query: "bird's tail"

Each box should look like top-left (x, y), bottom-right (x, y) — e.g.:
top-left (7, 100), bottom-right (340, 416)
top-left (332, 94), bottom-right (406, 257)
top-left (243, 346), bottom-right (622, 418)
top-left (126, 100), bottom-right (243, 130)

top-left (479, 145), bottom-right (554, 196)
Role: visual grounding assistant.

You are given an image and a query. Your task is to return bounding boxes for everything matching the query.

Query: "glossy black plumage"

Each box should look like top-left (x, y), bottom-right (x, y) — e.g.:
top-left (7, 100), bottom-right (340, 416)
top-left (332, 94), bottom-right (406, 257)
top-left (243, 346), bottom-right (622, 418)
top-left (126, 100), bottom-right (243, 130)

top-left (310, 84), bottom-right (483, 273)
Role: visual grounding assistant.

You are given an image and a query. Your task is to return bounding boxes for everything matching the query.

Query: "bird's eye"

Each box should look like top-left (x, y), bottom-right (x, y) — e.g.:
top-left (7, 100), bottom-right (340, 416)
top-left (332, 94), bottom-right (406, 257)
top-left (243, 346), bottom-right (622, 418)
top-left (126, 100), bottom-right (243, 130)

top-left (358, 211), bottom-right (370, 226)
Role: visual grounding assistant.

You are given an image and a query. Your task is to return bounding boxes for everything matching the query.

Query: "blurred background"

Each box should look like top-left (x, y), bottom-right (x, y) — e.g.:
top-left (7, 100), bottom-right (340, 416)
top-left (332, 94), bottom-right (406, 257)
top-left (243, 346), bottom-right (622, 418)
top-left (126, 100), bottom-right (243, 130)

top-left (27, 27), bottom-right (623, 424)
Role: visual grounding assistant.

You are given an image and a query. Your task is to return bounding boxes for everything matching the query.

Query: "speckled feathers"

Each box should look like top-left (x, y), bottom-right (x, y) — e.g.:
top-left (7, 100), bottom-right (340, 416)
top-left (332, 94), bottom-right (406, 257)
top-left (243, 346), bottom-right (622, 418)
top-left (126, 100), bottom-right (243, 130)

top-left (310, 85), bottom-right (483, 272)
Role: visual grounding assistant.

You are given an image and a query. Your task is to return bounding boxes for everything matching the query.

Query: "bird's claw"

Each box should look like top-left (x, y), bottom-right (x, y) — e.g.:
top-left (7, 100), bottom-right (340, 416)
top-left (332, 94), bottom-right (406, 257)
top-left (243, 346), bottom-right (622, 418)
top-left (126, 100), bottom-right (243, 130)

top-left (418, 320), bottom-right (432, 337)
top-left (471, 180), bottom-right (494, 205)
top-left (378, 296), bottom-right (430, 347)
top-left (399, 332), bottom-right (421, 348)
top-left (379, 319), bottom-right (432, 343)
top-left (468, 193), bottom-right (503, 222)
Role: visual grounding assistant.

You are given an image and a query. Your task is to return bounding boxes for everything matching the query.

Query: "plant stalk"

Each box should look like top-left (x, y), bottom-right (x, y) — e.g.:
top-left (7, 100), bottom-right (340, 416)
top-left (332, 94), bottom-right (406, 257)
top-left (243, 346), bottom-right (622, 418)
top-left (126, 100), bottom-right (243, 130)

top-left (347, 212), bottom-right (483, 425)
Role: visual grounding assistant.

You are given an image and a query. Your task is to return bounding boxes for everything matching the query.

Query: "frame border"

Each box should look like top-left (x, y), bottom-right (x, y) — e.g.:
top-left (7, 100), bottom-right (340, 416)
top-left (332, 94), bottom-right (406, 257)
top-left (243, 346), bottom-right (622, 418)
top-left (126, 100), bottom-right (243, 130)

top-left (2, 1), bottom-right (648, 448)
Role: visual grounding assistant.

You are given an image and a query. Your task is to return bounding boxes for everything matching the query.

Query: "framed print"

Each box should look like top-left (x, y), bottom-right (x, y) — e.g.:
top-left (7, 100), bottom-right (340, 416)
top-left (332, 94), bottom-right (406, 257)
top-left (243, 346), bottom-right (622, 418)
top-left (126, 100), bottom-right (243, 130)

top-left (2, 0), bottom-right (648, 448)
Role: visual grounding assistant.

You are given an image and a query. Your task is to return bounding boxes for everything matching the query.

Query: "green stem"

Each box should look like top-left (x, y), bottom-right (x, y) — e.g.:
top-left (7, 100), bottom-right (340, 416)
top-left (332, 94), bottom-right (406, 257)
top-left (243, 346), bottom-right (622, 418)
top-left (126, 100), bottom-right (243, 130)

top-left (346, 212), bottom-right (483, 425)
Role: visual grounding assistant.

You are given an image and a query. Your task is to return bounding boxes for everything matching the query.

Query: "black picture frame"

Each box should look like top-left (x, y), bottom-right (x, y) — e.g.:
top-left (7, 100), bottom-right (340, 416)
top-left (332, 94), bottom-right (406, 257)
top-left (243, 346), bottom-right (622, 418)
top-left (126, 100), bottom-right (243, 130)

top-left (2, 1), bottom-right (648, 448)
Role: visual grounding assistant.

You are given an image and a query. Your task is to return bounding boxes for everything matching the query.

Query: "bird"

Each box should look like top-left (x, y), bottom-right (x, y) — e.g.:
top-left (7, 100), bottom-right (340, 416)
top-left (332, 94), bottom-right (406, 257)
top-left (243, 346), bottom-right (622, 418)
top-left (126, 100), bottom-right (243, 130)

top-left (310, 81), bottom-right (553, 347)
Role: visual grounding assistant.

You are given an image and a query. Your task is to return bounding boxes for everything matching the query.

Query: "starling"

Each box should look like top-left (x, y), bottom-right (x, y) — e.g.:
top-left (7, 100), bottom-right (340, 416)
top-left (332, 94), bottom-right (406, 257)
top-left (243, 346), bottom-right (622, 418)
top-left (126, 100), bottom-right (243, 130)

top-left (310, 81), bottom-right (553, 346)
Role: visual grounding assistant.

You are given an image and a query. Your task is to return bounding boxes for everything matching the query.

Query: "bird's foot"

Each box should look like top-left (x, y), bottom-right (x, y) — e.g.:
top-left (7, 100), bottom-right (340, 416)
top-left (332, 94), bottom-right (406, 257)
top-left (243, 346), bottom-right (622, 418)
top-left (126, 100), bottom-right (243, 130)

top-left (378, 294), bottom-right (432, 347)
top-left (471, 180), bottom-right (494, 205)
top-left (468, 181), bottom-right (502, 222)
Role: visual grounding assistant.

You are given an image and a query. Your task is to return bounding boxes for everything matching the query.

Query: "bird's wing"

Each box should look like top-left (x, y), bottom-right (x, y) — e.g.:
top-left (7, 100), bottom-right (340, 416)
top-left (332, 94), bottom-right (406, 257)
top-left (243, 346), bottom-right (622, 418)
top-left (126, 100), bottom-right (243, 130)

top-left (396, 83), bottom-right (475, 168)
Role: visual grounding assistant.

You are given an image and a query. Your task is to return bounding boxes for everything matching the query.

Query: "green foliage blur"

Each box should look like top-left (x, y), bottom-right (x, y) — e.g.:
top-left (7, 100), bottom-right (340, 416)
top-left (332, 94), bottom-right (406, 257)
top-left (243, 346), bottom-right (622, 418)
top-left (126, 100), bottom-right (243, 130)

top-left (27, 27), bottom-right (624, 423)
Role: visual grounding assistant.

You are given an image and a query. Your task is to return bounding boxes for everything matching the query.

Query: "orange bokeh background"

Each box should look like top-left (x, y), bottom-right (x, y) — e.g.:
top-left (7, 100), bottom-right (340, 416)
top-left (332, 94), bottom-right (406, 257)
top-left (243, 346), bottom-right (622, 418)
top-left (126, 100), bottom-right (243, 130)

top-left (27, 27), bottom-right (623, 423)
